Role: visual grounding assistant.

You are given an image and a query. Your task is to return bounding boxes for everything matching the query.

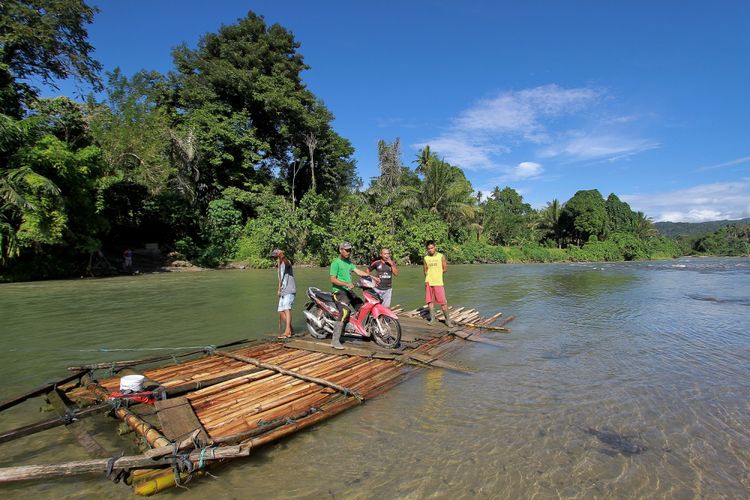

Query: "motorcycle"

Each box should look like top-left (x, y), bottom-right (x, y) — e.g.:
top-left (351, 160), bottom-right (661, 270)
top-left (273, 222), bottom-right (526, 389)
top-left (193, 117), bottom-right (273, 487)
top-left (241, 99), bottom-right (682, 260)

top-left (303, 277), bottom-right (401, 349)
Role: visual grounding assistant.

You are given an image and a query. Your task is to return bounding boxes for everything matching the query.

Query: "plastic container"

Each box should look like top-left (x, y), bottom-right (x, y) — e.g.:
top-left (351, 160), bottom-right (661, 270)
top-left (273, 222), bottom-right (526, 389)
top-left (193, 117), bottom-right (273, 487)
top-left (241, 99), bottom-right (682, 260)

top-left (119, 374), bottom-right (145, 393)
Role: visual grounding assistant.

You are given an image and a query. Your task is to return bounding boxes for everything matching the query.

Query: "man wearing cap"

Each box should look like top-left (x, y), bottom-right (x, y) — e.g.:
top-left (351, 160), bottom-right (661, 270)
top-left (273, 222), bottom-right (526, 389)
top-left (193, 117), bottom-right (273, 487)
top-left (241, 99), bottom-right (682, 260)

top-left (271, 249), bottom-right (296, 338)
top-left (329, 242), bottom-right (378, 349)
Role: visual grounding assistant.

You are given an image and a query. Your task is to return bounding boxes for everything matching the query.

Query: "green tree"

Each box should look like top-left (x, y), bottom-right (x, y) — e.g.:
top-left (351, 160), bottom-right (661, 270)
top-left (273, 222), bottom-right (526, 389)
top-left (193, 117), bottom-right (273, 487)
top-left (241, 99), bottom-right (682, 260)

top-left (632, 211), bottom-right (657, 239)
top-left (605, 193), bottom-right (637, 235)
top-left (693, 224), bottom-right (750, 256)
top-left (87, 69), bottom-right (172, 193)
top-left (483, 186), bottom-right (532, 245)
top-left (414, 148), bottom-right (475, 230)
top-left (166, 11), bottom-right (355, 205)
top-left (1, 98), bottom-right (105, 266)
top-left (560, 189), bottom-right (608, 245)
top-left (537, 198), bottom-right (563, 247)
top-left (0, 0), bottom-right (101, 116)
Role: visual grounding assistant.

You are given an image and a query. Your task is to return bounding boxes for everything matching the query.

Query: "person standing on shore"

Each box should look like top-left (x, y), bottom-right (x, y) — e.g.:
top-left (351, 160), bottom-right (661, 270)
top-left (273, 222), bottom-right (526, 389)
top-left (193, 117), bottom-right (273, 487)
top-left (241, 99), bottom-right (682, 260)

top-left (271, 248), bottom-right (296, 338)
top-left (329, 242), bottom-right (378, 349)
top-left (123, 247), bottom-right (133, 271)
top-left (423, 240), bottom-right (453, 327)
top-left (369, 248), bottom-right (399, 307)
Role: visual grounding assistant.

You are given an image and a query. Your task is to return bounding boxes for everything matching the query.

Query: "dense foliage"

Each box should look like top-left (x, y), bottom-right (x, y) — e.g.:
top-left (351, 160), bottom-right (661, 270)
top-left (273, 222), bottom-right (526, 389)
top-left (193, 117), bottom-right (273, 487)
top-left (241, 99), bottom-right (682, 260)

top-left (655, 218), bottom-right (750, 238)
top-left (1, 4), bottom-right (745, 280)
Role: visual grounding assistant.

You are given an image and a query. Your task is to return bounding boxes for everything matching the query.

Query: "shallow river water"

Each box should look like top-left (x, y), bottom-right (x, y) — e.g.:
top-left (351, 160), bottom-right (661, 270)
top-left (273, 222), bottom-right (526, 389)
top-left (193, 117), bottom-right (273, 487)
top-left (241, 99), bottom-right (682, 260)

top-left (1, 257), bottom-right (749, 499)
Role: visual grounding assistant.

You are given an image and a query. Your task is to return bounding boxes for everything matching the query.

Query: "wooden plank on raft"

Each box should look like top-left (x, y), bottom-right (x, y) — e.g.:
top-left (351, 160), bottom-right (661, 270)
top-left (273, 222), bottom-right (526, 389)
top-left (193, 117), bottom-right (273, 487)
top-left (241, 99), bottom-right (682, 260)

top-left (0, 370), bottom-right (87, 412)
top-left (47, 389), bottom-right (111, 458)
top-left (285, 339), bottom-right (473, 374)
top-left (286, 339), bottom-right (391, 358)
top-left (154, 397), bottom-right (209, 444)
top-left (214, 350), bottom-right (364, 401)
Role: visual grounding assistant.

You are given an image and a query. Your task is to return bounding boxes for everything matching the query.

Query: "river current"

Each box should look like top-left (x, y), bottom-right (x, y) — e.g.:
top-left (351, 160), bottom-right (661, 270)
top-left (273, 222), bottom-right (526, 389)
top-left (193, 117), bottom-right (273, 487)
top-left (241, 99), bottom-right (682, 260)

top-left (0, 257), bottom-right (748, 498)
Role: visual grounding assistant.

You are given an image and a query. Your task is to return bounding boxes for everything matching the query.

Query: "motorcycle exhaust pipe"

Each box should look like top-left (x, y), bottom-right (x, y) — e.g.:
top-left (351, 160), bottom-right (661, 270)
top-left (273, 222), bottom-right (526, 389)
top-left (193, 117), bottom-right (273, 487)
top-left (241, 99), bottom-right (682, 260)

top-left (303, 310), bottom-right (325, 329)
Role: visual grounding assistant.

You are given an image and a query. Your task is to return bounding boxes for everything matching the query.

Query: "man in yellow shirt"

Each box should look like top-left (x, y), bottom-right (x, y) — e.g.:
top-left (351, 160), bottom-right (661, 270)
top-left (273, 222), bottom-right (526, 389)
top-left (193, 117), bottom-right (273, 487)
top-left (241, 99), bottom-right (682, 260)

top-left (423, 240), bottom-right (453, 327)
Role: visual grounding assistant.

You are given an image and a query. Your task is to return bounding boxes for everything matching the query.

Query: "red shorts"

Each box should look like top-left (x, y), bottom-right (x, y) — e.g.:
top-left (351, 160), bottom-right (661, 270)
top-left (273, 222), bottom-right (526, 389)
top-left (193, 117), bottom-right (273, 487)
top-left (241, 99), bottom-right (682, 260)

top-left (425, 284), bottom-right (447, 305)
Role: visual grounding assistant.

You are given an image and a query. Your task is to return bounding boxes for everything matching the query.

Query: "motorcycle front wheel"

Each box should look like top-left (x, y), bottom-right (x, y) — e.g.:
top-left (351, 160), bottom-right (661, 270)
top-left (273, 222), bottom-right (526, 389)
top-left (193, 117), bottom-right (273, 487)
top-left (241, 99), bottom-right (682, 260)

top-left (370, 316), bottom-right (401, 349)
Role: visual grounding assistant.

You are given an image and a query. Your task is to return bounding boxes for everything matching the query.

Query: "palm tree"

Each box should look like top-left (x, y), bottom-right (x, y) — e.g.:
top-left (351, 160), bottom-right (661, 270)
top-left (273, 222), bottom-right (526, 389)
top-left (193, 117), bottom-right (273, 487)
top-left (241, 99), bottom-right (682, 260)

top-left (0, 166), bottom-right (61, 264)
top-left (413, 145), bottom-right (433, 175)
top-left (633, 211), bottom-right (657, 239)
top-left (420, 157), bottom-right (476, 224)
top-left (538, 199), bottom-right (563, 247)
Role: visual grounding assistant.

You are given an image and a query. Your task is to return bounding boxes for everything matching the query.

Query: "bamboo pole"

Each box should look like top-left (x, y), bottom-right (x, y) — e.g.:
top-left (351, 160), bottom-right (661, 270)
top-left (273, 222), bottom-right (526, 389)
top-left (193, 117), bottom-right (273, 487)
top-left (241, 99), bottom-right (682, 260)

top-left (0, 446), bottom-right (247, 483)
top-left (86, 383), bottom-right (171, 449)
top-left (0, 402), bottom-right (112, 445)
top-left (206, 358), bottom-right (372, 435)
top-left (47, 389), bottom-right (110, 458)
top-left (459, 322), bottom-right (512, 333)
top-left (450, 329), bottom-right (506, 347)
top-left (214, 350), bottom-right (364, 401)
top-left (66, 338), bottom-right (258, 372)
top-left (0, 370), bottom-right (87, 412)
top-left (197, 356), bottom-right (362, 429)
top-left (480, 311), bottom-right (503, 325)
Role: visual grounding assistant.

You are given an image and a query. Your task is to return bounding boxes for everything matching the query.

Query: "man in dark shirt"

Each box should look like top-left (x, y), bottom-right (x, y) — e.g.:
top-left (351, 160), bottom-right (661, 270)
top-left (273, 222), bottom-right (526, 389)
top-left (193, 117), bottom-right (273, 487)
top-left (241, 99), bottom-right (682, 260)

top-left (368, 247), bottom-right (399, 308)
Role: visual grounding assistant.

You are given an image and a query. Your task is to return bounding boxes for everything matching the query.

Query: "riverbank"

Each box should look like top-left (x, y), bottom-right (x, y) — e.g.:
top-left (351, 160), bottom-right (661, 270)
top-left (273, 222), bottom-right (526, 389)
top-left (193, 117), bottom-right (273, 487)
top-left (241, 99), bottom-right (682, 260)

top-left (228, 238), bottom-right (684, 270)
top-left (3, 236), bottom-right (743, 283)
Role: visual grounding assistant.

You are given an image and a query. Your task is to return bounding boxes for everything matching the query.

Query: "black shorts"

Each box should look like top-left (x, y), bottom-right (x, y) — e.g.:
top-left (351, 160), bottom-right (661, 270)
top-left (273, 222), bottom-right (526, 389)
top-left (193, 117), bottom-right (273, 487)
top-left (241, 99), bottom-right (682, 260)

top-left (333, 289), bottom-right (360, 322)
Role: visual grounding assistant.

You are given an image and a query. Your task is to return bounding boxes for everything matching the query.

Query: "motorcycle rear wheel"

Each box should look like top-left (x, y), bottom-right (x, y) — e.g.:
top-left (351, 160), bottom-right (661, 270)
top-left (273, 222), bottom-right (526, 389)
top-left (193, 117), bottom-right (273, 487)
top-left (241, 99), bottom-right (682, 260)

top-left (371, 316), bottom-right (401, 349)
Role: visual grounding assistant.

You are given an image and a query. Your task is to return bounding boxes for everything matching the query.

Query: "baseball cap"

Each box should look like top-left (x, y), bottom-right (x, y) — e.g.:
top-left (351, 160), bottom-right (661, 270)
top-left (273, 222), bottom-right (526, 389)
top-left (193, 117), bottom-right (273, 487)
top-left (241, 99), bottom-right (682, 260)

top-left (339, 242), bottom-right (353, 250)
top-left (270, 248), bottom-right (282, 257)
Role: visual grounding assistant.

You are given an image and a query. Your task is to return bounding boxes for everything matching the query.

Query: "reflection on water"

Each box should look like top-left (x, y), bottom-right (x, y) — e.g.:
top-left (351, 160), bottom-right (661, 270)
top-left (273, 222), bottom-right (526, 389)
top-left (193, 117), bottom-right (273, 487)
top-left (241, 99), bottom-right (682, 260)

top-left (1, 257), bottom-right (749, 498)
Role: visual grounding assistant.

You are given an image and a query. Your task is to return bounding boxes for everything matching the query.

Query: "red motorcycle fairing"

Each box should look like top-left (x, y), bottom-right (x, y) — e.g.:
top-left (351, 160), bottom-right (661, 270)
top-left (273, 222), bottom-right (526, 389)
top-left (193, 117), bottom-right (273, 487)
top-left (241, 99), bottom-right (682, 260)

top-left (362, 290), bottom-right (380, 305)
top-left (370, 303), bottom-right (398, 320)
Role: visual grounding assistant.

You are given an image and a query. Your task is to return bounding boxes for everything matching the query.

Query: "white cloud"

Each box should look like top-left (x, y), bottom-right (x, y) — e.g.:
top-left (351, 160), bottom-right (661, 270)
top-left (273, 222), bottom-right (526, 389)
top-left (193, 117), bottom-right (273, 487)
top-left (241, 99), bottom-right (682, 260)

top-left (414, 84), bottom-right (656, 172)
top-left (622, 179), bottom-right (750, 222)
top-left (539, 133), bottom-right (660, 161)
top-left (413, 136), bottom-right (508, 170)
top-left (515, 161), bottom-right (543, 178)
top-left (454, 84), bottom-right (600, 141)
top-left (694, 155), bottom-right (750, 172)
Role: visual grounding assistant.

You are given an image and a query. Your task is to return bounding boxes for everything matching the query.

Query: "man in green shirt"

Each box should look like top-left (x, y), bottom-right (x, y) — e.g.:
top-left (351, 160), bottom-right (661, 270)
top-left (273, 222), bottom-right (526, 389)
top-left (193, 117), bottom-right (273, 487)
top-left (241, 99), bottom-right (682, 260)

top-left (329, 242), bottom-right (378, 349)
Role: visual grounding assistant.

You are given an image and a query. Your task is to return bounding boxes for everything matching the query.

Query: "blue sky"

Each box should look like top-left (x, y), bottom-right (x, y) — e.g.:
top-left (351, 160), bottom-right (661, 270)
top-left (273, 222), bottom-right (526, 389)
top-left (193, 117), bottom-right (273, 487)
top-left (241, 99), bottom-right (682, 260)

top-left (47, 1), bottom-right (750, 222)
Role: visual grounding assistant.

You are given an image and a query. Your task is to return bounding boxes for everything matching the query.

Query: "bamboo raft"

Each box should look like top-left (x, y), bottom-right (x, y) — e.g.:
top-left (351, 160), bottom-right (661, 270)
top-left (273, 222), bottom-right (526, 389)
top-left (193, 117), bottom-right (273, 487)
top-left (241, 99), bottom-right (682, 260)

top-left (0, 304), bottom-right (513, 495)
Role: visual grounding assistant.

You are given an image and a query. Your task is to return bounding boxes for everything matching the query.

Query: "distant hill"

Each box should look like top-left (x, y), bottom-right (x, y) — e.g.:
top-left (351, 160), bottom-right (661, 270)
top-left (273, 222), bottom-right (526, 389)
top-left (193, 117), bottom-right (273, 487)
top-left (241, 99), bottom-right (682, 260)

top-left (655, 218), bottom-right (750, 238)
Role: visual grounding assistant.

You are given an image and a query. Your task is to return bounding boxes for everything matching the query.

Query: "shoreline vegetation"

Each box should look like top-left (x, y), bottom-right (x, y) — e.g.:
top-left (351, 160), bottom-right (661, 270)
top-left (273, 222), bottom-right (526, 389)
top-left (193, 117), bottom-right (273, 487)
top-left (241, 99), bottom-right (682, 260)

top-left (1, 6), bottom-right (749, 283)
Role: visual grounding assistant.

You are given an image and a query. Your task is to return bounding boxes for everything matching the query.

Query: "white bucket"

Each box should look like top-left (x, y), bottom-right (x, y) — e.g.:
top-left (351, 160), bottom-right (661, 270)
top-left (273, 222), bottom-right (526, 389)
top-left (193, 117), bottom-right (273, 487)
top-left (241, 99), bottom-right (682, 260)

top-left (119, 375), bottom-right (145, 393)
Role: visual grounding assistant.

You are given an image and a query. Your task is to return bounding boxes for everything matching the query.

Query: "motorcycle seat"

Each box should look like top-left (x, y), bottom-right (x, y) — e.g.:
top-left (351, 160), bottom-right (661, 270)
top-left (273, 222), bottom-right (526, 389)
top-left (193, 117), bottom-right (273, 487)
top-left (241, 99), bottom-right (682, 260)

top-left (309, 287), bottom-right (334, 304)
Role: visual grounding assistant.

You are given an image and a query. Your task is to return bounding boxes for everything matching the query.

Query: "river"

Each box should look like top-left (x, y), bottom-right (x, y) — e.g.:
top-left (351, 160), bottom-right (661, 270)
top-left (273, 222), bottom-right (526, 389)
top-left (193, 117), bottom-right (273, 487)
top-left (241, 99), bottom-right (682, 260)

top-left (1, 257), bottom-right (748, 498)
